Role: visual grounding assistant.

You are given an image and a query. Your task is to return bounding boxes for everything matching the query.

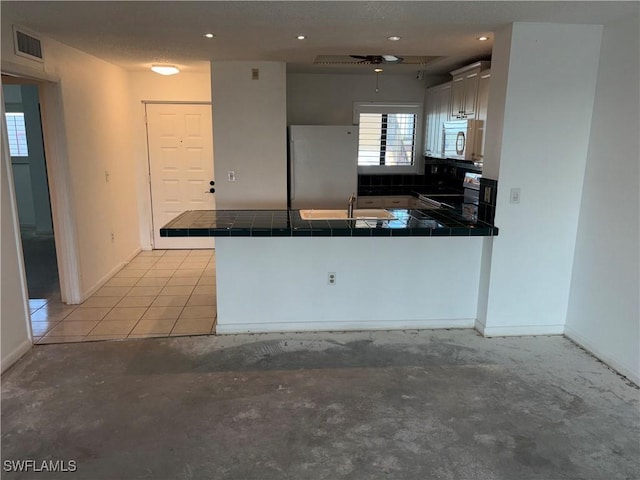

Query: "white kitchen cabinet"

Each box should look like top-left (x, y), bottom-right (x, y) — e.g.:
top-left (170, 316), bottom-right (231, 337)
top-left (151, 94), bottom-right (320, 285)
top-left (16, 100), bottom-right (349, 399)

top-left (357, 196), bottom-right (384, 208)
top-left (424, 87), bottom-right (439, 157)
top-left (357, 196), bottom-right (414, 208)
top-left (424, 82), bottom-right (451, 158)
top-left (383, 196), bottom-right (413, 208)
top-left (471, 69), bottom-right (491, 163)
top-left (449, 61), bottom-right (490, 120)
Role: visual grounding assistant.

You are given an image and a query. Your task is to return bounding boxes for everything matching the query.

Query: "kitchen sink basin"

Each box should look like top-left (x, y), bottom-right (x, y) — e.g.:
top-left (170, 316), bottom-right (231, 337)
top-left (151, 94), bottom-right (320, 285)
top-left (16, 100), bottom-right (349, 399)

top-left (299, 209), bottom-right (396, 221)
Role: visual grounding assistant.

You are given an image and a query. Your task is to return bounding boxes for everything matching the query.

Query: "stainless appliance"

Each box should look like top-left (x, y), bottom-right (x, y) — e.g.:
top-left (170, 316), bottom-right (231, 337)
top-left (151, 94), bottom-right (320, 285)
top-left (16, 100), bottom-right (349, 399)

top-left (289, 125), bottom-right (359, 209)
top-left (443, 119), bottom-right (474, 161)
top-left (462, 172), bottom-right (481, 221)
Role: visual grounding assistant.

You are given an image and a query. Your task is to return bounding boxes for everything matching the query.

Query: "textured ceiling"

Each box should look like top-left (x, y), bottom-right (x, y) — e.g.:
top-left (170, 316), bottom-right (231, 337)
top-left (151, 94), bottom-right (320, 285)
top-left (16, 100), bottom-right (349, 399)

top-left (2, 1), bottom-right (637, 75)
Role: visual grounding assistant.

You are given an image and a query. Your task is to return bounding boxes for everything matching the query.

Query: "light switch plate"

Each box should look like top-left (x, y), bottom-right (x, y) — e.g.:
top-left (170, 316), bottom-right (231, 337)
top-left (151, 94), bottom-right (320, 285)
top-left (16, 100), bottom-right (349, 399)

top-left (510, 188), bottom-right (521, 204)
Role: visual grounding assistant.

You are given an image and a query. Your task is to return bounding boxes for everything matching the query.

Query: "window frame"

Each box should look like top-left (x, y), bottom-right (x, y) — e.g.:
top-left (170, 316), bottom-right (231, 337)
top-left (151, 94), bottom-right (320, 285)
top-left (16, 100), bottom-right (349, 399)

top-left (4, 111), bottom-right (29, 157)
top-left (353, 102), bottom-right (423, 175)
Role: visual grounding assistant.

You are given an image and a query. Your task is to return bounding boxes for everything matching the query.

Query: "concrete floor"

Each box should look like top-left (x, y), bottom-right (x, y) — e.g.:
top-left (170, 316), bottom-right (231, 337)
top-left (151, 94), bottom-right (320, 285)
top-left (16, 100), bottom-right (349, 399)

top-left (2, 330), bottom-right (639, 480)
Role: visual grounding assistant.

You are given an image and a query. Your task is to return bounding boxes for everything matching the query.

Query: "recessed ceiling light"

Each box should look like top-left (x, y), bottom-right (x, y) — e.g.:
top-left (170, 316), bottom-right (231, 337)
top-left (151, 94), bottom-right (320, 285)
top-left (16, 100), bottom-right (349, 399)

top-left (387, 36), bottom-right (401, 41)
top-left (204, 33), bottom-right (215, 39)
top-left (151, 65), bottom-right (180, 75)
top-left (296, 35), bottom-right (307, 40)
top-left (374, 68), bottom-right (383, 73)
top-left (478, 36), bottom-right (489, 41)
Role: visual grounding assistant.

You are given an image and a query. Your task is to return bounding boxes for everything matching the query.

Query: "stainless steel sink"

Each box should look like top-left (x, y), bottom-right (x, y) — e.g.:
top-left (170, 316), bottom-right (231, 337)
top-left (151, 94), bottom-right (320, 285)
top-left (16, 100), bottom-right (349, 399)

top-left (299, 209), bottom-right (396, 221)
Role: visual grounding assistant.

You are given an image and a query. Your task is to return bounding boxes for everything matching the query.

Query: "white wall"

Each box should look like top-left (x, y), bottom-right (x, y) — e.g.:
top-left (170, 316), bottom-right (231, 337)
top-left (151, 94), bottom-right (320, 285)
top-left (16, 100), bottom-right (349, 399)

top-left (1, 92), bottom-right (32, 372)
top-left (564, 16), bottom-right (640, 385)
top-left (211, 61), bottom-right (287, 209)
top-left (216, 236), bottom-right (483, 334)
top-left (21, 84), bottom-right (53, 234)
top-left (45, 41), bottom-right (140, 297)
top-left (128, 71), bottom-right (211, 249)
top-left (287, 73), bottom-right (426, 125)
top-left (1, 16), bottom-right (141, 301)
top-left (4, 85), bottom-right (36, 229)
top-left (480, 25), bottom-right (512, 181)
top-left (479, 23), bottom-right (603, 336)
top-left (3, 84), bottom-right (22, 103)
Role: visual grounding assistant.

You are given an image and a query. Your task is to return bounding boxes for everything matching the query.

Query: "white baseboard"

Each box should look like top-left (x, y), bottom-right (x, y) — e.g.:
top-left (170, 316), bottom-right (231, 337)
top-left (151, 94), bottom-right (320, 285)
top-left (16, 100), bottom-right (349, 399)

top-left (564, 326), bottom-right (639, 386)
top-left (477, 323), bottom-right (565, 337)
top-left (79, 246), bottom-right (142, 303)
top-left (1, 339), bottom-right (32, 374)
top-left (215, 318), bottom-right (476, 335)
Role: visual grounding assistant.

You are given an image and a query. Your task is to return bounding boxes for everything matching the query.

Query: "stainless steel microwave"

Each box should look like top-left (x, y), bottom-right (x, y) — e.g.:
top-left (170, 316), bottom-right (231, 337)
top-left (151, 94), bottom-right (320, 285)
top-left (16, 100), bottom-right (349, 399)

top-left (443, 120), bottom-right (474, 161)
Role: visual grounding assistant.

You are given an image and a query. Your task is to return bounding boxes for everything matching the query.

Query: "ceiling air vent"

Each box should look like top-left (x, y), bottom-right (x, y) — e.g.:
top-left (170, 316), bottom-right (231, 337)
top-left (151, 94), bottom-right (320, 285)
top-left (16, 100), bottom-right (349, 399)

top-left (13, 26), bottom-right (44, 62)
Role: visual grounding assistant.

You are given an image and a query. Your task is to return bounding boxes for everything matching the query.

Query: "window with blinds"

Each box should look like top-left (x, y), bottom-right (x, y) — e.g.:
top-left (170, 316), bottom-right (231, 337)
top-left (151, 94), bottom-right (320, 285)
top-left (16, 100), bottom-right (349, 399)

top-left (5, 112), bottom-right (29, 157)
top-left (354, 102), bottom-right (422, 172)
top-left (358, 112), bottom-right (416, 166)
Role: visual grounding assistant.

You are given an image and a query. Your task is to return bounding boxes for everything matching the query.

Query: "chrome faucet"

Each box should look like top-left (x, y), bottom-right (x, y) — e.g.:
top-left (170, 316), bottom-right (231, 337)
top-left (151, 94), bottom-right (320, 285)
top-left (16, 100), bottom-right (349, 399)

top-left (347, 192), bottom-right (356, 218)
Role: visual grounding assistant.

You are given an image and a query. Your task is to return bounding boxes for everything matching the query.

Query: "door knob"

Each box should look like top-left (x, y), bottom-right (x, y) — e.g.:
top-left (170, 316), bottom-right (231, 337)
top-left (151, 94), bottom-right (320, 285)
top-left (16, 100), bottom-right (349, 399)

top-left (209, 181), bottom-right (215, 186)
top-left (209, 188), bottom-right (215, 193)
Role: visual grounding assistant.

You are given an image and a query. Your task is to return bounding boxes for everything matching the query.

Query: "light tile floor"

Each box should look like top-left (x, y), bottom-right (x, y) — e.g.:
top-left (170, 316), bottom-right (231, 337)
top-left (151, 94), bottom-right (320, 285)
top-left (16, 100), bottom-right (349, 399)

top-left (30, 250), bottom-right (216, 344)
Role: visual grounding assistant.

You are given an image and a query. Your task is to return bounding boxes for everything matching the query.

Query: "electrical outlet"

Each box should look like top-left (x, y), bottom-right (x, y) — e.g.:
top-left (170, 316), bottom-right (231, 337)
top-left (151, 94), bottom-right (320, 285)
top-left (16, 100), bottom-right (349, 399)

top-left (110, 232), bottom-right (115, 243)
top-left (510, 188), bottom-right (521, 204)
top-left (227, 171), bottom-right (236, 182)
top-left (105, 170), bottom-right (110, 183)
top-left (328, 272), bottom-right (336, 285)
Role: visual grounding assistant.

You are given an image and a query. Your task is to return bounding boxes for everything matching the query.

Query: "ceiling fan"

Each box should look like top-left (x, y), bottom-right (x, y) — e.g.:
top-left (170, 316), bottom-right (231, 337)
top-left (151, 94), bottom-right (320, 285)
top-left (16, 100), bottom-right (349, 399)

top-left (313, 55), bottom-right (439, 66)
top-left (349, 55), bottom-right (404, 64)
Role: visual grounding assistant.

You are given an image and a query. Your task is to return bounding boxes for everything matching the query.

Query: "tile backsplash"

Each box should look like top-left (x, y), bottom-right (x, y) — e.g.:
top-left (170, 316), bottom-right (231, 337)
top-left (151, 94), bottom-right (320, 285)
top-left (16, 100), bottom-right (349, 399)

top-left (357, 174), bottom-right (429, 196)
top-left (358, 158), bottom-right (483, 197)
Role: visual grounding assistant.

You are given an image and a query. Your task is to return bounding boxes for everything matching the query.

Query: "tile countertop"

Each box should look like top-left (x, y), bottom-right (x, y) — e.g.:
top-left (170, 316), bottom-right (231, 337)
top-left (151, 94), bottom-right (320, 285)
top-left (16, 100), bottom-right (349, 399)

top-left (160, 208), bottom-right (499, 238)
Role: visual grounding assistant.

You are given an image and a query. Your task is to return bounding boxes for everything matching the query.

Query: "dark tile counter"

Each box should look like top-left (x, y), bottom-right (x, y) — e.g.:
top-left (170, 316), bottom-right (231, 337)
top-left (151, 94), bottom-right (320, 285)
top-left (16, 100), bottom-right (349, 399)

top-left (160, 208), bottom-right (499, 238)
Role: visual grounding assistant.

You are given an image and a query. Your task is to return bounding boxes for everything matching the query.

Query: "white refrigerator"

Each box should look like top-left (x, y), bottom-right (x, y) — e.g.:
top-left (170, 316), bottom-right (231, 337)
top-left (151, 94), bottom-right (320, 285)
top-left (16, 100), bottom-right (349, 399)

top-left (289, 125), bottom-right (359, 209)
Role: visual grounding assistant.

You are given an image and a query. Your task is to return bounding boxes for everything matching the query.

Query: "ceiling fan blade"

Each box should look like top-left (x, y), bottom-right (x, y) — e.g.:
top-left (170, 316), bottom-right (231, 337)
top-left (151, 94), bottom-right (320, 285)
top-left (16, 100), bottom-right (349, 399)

top-left (350, 55), bottom-right (370, 60)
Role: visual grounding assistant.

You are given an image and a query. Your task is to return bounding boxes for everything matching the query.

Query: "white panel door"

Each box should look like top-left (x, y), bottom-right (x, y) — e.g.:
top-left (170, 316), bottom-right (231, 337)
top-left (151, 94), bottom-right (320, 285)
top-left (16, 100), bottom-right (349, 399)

top-left (146, 104), bottom-right (215, 249)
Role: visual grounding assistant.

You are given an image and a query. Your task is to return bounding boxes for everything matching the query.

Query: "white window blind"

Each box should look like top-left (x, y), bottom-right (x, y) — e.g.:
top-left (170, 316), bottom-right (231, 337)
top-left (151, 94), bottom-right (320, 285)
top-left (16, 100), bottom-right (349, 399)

top-left (354, 102), bottom-right (421, 172)
top-left (357, 112), bottom-right (416, 166)
top-left (5, 112), bottom-right (29, 157)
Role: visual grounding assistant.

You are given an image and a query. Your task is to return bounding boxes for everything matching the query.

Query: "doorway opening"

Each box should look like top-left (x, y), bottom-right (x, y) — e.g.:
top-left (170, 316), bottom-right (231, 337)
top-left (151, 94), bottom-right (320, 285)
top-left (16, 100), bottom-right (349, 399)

top-left (2, 79), bottom-right (60, 307)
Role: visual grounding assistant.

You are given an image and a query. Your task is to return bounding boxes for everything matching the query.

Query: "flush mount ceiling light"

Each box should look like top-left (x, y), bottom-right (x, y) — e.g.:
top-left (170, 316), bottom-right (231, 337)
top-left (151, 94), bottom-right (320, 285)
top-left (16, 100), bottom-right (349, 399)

top-left (204, 33), bottom-right (215, 38)
top-left (296, 35), bottom-right (307, 40)
top-left (477, 36), bottom-right (489, 41)
top-left (151, 65), bottom-right (180, 75)
top-left (387, 36), bottom-right (401, 41)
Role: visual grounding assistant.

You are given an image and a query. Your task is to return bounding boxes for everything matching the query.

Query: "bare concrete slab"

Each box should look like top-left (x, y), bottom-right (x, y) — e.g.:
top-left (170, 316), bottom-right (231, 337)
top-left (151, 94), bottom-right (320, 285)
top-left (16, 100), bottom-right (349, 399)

top-left (2, 330), bottom-right (639, 479)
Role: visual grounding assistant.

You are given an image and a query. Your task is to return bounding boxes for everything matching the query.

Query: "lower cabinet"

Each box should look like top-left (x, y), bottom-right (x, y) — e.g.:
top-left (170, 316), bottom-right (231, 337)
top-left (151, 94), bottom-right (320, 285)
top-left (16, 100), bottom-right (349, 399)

top-left (358, 196), bottom-right (418, 209)
top-left (357, 197), bottom-right (384, 208)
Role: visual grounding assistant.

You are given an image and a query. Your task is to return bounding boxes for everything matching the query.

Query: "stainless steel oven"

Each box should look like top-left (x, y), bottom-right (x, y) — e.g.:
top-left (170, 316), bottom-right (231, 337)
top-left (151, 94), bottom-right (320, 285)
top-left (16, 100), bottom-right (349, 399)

top-left (462, 172), bottom-right (481, 221)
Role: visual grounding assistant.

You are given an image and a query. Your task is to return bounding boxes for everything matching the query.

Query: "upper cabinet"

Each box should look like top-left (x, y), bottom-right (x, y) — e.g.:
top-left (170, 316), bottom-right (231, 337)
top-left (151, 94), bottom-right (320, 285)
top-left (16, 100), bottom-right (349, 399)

top-left (424, 82), bottom-right (452, 157)
top-left (449, 61), bottom-right (490, 120)
top-left (424, 61), bottom-right (490, 161)
top-left (471, 69), bottom-right (491, 163)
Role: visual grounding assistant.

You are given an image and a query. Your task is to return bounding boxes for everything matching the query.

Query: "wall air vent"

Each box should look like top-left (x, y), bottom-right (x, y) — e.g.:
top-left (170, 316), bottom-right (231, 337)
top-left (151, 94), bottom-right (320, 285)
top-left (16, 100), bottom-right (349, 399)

top-left (13, 26), bottom-right (44, 62)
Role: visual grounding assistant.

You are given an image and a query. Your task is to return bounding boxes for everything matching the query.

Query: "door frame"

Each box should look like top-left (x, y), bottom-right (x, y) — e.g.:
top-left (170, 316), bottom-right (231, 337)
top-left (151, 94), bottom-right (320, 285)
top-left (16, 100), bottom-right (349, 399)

top-left (142, 100), bottom-right (213, 249)
top-left (2, 61), bottom-right (83, 305)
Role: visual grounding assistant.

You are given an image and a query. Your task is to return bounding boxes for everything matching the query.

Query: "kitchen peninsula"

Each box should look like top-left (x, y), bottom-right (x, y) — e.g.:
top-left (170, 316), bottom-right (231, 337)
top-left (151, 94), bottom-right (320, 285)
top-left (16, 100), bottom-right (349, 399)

top-left (162, 206), bottom-right (498, 334)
